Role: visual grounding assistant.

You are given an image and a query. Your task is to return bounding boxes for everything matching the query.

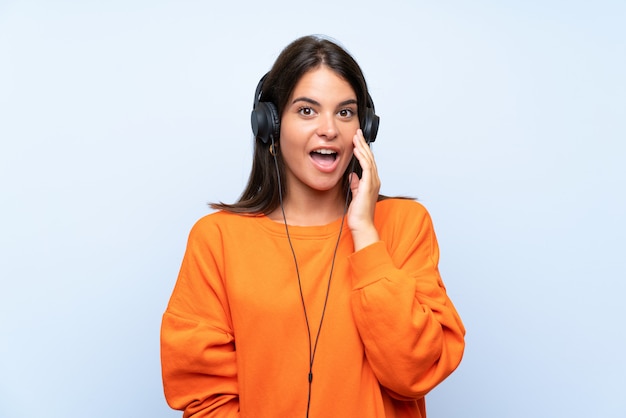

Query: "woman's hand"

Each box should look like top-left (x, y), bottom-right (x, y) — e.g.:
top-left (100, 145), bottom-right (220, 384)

top-left (348, 129), bottom-right (381, 251)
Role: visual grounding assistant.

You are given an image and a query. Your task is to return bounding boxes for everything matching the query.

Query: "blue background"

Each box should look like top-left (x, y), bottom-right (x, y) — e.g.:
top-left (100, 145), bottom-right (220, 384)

top-left (1, 1), bottom-right (625, 417)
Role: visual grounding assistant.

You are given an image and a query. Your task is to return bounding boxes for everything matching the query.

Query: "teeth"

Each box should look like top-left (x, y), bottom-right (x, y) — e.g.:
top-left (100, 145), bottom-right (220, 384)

top-left (313, 149), bottom-right (336, 155)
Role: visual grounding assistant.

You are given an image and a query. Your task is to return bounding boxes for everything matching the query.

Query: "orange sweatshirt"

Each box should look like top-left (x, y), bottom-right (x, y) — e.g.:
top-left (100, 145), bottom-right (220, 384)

top-left (161, 199), bottom-right (465, 418)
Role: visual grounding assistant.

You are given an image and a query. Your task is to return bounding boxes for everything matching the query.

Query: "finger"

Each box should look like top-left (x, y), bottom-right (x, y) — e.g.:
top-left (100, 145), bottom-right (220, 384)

top-left (353, 130), bottom-right (378, 178)
top-left (349, 171), bottom-right (360, 194)
top-left (354, 129), bottom-right (371, 153)
top-left (353, 130), bottom-right (373, 167)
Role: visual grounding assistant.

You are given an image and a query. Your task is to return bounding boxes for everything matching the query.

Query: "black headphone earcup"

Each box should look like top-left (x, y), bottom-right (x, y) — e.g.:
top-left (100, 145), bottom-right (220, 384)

top-left (361, 108), bottom-right (380, 143)
top-left (251, 101), bottom-right (280, 144)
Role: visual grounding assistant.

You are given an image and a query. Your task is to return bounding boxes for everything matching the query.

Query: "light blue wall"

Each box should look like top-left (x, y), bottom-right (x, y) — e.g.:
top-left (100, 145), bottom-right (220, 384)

top-left (1, 1), bottom-right (624, 417)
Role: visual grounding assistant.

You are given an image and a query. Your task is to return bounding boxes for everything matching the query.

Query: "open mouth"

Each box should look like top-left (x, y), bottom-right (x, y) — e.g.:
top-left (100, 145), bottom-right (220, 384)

top-left (310, 149), bottom-right (338, 166)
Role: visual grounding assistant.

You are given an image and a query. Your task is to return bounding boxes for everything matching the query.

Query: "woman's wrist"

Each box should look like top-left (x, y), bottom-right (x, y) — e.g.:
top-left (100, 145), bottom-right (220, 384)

top-left (351, 224), bottom-right (380, 252)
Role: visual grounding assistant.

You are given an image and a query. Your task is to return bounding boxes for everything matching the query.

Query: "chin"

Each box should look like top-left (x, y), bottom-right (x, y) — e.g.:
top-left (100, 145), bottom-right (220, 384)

top-left (310, 179), bottom-right (345, 193)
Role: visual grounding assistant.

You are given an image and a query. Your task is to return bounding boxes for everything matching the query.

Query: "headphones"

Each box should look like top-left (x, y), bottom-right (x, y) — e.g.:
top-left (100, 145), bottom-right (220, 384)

top-left (251, 72), bottom-right (380, 145)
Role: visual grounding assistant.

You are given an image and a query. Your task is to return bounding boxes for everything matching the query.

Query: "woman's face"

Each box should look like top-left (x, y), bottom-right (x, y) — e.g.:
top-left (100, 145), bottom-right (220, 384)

top-left (279, 66), bottom-right (360, 198)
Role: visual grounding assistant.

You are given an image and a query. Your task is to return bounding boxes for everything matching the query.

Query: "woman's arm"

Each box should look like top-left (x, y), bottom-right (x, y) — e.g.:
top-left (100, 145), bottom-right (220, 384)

top-left (349, 204), bottom-right (465, 400)
top-left (161, 219), bottom-right (240, 417)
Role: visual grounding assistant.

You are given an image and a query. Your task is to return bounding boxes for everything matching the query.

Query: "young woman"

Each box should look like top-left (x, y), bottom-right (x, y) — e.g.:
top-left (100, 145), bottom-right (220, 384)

top-left (161, 35), bottom-right (465, 418)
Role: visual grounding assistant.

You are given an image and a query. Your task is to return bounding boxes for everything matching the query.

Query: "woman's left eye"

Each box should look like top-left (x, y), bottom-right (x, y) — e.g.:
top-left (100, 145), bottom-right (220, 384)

top-left (339, 109), bottom-right (355, 118)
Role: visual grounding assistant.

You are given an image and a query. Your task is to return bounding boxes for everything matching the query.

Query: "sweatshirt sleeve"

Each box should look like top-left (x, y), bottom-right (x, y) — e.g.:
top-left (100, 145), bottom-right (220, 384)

top-left (348, 202), bottom-right (465, 400)
top-left (160, 218), bottom-right (240, 417)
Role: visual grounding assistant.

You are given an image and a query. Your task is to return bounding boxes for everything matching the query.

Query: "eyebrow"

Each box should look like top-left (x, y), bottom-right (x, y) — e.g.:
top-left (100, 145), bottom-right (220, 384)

top-left (291, 97), bottom-right (358, 107)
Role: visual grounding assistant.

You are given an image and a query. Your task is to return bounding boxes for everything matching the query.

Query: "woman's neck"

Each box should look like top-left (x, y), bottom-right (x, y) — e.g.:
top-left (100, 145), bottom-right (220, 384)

top-left (268, 187), bottom-right (347, 226)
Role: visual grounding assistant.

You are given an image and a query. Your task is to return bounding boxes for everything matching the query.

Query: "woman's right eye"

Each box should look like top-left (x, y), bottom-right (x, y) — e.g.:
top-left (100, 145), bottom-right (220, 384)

top-left (298, 107), bottom-right (314, 116)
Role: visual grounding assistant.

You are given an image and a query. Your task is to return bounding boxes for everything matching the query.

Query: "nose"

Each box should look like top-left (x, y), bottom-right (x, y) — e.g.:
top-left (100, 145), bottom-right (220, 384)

top-left (316, 112), bottom-right (337, 139)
